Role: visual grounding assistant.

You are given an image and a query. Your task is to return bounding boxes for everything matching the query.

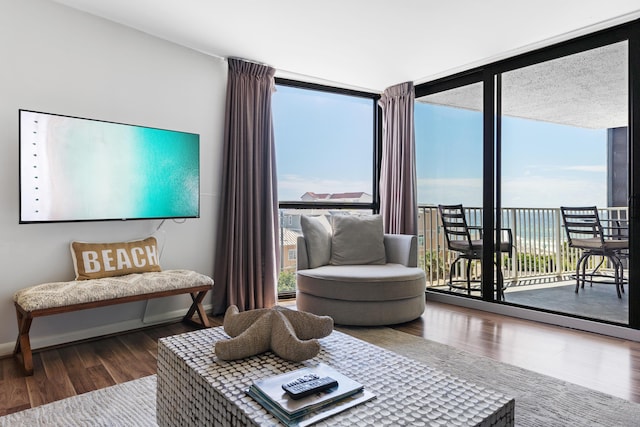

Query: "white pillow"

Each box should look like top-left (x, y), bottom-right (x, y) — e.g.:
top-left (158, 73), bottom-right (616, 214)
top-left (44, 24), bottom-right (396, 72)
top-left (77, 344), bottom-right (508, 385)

top-left (300, 215), bottom-right (332, 268)
top-left (330, 215), bottom-right (386, 265)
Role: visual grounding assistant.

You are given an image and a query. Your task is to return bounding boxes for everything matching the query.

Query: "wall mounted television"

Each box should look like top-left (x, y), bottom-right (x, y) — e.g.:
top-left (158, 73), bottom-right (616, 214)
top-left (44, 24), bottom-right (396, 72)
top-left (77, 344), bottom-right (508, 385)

top-left (19, 109), bottom-right (200, 223)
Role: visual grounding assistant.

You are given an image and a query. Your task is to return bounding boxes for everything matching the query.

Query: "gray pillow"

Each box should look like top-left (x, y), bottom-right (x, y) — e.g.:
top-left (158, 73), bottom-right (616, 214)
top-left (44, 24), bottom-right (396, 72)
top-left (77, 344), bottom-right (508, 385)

top-left (300, 215), bottom-right (332, 268)
top-left (330, 215), bottom-right (386, 265)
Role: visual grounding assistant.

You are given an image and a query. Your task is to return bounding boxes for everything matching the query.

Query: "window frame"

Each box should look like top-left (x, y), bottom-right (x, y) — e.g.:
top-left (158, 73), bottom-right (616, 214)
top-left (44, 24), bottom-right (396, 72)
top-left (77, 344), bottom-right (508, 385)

top-left (273, 78), bottom-right (381, 299)
top-left (274, 78), bottom-right (382, 212)
top-left (414, 19), bottom-right (640, 329)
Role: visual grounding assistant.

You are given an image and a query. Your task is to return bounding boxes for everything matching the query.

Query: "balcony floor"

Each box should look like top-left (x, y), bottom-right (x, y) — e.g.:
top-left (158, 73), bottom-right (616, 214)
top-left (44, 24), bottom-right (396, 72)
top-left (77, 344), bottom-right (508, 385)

top-left (504, 279), bottom-right (628, 324)
top-left (428, 277), bottom-right (629, 325)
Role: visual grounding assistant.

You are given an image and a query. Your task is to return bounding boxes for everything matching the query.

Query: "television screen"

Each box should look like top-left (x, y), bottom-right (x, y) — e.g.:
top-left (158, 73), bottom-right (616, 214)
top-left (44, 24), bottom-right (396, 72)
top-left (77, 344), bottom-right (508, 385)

top-left (19, 110), bottom-right (200, 223)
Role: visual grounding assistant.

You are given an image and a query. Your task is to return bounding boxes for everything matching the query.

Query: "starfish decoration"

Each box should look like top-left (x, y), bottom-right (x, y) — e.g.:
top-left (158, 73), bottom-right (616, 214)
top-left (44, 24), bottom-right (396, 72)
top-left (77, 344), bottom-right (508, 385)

top-left (214, 305), bottom-right (334, 362)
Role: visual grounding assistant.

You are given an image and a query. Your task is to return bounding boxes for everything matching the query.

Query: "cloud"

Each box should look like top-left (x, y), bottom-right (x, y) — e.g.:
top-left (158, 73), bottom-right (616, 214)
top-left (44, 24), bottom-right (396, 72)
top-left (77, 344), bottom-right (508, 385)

top-left (417, 178), bottom-right (483, 206)
top-left (417, 176), bottom-right (607, 208)
top-left (561, 165), bottom-right (607, 173)
top-left (516, 164), bottom-right (606, 174)
top-left (501, 176), bottom-right (606, 208)
top-left (278, 174), bottom-right (371, 201)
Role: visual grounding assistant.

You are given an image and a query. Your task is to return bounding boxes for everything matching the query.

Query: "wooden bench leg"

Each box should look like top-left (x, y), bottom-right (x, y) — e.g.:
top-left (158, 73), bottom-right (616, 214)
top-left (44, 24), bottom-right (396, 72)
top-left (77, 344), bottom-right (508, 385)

top-left (13, 308), bottom-right (34, 376)
top-left (183, 290), bottom-right (210, 328)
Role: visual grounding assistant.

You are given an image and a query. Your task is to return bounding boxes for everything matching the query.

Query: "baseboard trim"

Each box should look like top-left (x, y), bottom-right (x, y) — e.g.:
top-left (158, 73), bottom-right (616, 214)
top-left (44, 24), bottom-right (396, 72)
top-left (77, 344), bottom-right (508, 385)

top-left (0, 303), bottom-right (213, 358)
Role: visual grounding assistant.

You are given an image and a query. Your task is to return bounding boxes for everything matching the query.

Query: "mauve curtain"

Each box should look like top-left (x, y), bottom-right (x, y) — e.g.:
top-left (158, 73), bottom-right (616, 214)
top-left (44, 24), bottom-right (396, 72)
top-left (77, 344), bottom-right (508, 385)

top-left (212, 58), bottom-right (279, 314)
top-left (378, 81), bottom-right (418, 235)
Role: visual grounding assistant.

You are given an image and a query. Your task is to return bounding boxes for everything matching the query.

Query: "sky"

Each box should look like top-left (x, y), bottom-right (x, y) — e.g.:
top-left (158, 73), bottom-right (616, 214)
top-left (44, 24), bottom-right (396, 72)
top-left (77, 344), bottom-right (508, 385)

top-left (272, 85), bottom-right (374, 201)
top-left (273, 84), bottom-right (613, 209)
top-left (415, 103), bottom-right (608, 208)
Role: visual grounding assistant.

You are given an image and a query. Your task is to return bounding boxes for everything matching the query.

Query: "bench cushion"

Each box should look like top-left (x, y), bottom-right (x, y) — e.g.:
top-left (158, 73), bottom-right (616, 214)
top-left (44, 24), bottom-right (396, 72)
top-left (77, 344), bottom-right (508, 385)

top-left (13, 269), bottom-right (213, 312)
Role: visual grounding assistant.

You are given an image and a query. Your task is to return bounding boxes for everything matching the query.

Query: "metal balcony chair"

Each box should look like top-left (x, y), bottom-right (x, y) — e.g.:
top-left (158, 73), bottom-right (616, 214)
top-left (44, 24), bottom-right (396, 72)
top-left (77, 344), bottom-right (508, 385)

top-left (438, 204), bottom-right (513, 299)
top-left (560, 206), bottom-right (628, 298)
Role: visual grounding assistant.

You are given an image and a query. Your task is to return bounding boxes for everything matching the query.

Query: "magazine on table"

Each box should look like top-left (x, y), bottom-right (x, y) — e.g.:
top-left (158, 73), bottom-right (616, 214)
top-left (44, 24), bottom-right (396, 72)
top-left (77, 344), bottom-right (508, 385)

top-left (246, 363), bottom-right (375, 425)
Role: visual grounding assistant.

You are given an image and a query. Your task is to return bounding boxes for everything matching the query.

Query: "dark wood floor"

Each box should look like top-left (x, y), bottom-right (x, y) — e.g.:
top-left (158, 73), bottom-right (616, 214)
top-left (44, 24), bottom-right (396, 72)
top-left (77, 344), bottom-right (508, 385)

top-left (0, 320), bottom-right (218, 416)
top-left (393, 302), bottom-right (640, 404)
top-left (1, 300), bottom-right (640, 416)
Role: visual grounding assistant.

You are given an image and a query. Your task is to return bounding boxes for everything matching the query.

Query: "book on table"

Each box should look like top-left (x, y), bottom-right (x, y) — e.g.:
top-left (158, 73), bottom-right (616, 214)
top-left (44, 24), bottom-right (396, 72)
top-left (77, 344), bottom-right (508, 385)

top-left (246, 363), bottom-right (375, 426)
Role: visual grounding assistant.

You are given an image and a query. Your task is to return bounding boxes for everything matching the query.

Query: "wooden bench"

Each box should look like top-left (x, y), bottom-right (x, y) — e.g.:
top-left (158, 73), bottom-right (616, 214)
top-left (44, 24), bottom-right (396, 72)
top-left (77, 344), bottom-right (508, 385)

top-left (12, 269), bottom-right (213, 375)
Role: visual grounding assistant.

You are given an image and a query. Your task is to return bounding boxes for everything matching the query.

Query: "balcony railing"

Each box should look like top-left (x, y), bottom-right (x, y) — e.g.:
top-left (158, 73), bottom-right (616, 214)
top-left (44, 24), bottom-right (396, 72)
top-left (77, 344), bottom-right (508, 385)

top-left (277, 206), bottom-right (628, 294)
top-left (418, 205), bottom-right (628, 288)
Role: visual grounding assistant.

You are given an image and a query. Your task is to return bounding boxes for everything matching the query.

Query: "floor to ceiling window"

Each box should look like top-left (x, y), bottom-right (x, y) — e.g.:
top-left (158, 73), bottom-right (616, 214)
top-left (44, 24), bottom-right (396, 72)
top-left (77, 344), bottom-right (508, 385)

top-left (415, 21), bottom-right (639, 331)
top-left (272, 79), bottom-right (379, 298)
top-left (499, 41), bottom-right (629, 324)
top-left (415, 80), bottom-right (490, 298)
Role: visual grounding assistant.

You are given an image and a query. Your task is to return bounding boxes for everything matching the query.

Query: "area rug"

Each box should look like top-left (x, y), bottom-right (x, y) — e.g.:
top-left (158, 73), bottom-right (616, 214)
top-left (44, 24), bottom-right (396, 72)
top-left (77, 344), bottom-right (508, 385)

top-left (2, 327), bottom-right (640, 426)
top-left (0, 375), bottom-right (157, 426)
top-left (340, 326), bottom-right (640, 426)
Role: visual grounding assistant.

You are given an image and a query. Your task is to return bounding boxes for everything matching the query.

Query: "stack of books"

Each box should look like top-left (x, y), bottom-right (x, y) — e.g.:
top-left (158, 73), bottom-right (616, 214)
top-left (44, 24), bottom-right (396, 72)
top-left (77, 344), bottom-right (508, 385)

top-left (246, 363), bottom-right (375, 426)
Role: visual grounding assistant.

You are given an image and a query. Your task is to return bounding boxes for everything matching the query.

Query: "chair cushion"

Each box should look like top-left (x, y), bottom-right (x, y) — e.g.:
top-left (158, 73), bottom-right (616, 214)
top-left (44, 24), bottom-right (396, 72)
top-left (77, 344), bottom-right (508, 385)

top-left (450, 239), bottom-right (511, 253)
top-left (573, 237), bottom-right (628, 251)
top-left (297, 264), bottom-right (425, 301)
top-left (300, 215), bottom-right (332, 268)
top-left (603, 239), bottom-right (629, 251)
top-left (330, 215), bottom-right (386, 265)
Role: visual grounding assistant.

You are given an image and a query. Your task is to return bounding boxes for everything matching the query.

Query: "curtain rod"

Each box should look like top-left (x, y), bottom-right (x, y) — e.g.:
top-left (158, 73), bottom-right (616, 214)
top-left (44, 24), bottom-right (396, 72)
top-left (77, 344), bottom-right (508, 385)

top-left (227, 56), bottom-right (272, 68)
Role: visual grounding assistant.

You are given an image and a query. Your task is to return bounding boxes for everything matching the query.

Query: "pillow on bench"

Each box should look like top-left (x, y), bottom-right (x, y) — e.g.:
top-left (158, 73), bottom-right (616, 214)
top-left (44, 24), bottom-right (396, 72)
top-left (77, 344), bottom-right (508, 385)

top-left (70, 236), bottom-right (162, 280)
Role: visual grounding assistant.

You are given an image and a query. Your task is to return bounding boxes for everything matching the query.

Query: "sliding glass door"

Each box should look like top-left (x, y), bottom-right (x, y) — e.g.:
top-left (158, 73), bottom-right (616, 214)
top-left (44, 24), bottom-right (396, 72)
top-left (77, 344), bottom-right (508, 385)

top-left (499, 40), bottom-right (630, 325)
top-left (415, 80), bottom-right (496, 299)
top-left (415, 22), bottom-right (640, 330)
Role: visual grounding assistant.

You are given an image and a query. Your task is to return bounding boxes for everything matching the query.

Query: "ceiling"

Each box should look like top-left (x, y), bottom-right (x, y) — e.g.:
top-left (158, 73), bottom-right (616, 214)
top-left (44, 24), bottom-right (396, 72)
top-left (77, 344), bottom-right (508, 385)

top-left (419, 41), bottom-right (628, 129)
top-left (49, 0), bottom-right (640, 92)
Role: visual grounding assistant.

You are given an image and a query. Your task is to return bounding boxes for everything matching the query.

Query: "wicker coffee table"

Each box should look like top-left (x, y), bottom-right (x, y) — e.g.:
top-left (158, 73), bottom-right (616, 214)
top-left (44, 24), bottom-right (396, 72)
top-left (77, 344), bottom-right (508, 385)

top-left (157, 327), bottom-right (514, 426)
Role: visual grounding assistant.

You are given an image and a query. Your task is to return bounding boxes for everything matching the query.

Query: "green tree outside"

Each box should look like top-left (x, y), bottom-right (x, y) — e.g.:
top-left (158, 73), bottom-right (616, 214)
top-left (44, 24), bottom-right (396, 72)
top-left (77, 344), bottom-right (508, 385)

top-left (278, 270), bottom-right (296, 293)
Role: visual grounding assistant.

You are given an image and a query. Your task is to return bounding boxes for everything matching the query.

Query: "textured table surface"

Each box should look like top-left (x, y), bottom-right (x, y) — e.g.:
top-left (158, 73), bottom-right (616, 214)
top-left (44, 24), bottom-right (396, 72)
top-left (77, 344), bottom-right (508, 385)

top-left (157, 326), bottom-right (514, 426)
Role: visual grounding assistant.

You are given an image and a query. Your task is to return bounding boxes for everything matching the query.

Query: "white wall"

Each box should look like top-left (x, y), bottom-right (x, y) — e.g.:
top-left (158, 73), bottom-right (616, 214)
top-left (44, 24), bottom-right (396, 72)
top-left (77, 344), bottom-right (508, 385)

top-left (0, 0), bottom-right (226, 355)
